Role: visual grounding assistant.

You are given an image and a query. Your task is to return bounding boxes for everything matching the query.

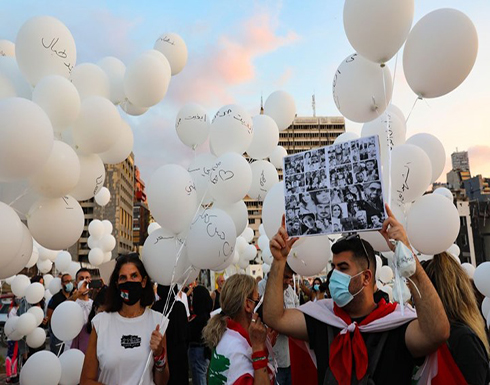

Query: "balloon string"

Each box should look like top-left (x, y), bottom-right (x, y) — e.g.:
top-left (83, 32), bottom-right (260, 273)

top-left (381, 66), bottom-right (392, 206)
top-left (8, 186), bottom-right (31, 209)
top-left (405, 96), bottom-right (422, 125)
top-left (391, 53), bottom-right (399, 97)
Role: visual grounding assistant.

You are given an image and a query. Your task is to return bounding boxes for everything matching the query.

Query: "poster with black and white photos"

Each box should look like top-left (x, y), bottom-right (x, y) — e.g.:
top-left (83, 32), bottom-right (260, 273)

top-left (283, 135), bottom-right (386, 237)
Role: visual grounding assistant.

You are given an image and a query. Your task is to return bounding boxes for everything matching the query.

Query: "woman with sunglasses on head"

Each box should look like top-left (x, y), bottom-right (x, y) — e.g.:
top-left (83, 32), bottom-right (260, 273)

top-left (81, 254), bottom-right (169, 385)
top-left (203, 274), bottom-right (275, 384)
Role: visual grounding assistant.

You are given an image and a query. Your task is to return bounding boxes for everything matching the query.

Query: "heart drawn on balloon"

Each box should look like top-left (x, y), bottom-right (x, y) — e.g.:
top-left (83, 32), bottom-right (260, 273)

top-left (219, 170), bottom-right (234, 181)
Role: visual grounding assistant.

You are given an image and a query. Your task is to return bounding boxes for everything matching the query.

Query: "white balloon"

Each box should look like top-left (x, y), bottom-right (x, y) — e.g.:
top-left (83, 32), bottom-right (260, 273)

top-left (59, 349), bottom-right (85, 385)
top-left (213, 200), bottom-right (248, 237)
top-left (20, 350), bottom-right (62, 385)
top-left (262, 263), bottom-right (271, 275)
top-left (403, 9), bottom-right (478, 98)
top-left (88, 248), bottom-right (104, 266)
top-left (461, 263), bottom-right (475, 279)
top-left (102, 220), bottom-right (113, 234)
top-left (99, 235), bottom-right (116, 252)
top-left (333, 132), bottom-right (360, 145)
top-left (51, 301), bottom-right (84, 341)
top-left (11, 274), bottom-right (31, 297)
top-left (72, 96), bottom-right (121, 154)
top-left (16, 312), bottom-right (37, 336)
top-left (153, 33), bottom-right (188, 76)
top-left (0, 202), bottom-right (24, 269)
top-left (241, 227), bottom-right (255, 243)
top-left (25, 282), bottom-right (45, 304)
top-left (98, 56), bottom-right (126, 104)
top-left (88, 219), bottom-right (105, 239)
top-left (120, 99), bottom-right (148, 116)
top-left (26, 327), bottom-right (46, 348)
top-left (43, 274), bottom-right (54, 288)
top-left (360, 231), bottom-right (391, 253)
top-left (247, 115), bottom-right (279, 159)
top-left (98, 119), bottom-right (134, 165)
top-left (28, 196), bottom-right (84, 250)
top-left (209, 105), bottom-right (253, 156)
top-left (4, 315), bottom-right (19, 338)
top-left (406, 133), bottom-right (446, 183)
top-left (28, 306), bottom-right (45, 326)
top-left (236, 236), bottom-right (249, 254)
top-left (288, 235), bottom-right (331, 276)
top-left (94, 187), bottom-right (111, 206)
top-left (25, 247), bottom-right (39, 268)
top-left (212, 250), bottom-right (236, 272)
top-left (147, 222), bottom-right (161, 235)
top-left (269, 146), bottom-right (288, 169)
top-left (147, 164), bottom-right (198, 234)
top-left (37, 259), bottom-right (53, 274)
top-left (16, 16), bottom-right (76, 86)
top-left (208, 152), bottom-right (252, 205)
top-left (474, 262), bottom-right (490, 298)
top-left (258, 235), bottom-right (269, 251)
top-left (70, 154), bottom-right (105, 201)
top-left (70, 63), bottom-right (110, 100)
top-left (433, 187), bottom-right (453, 201)
top-left (333, 53), bottom-right (393, 123)
top-left (124, 52), bottom-right (170, 108)
top-left (379, 266), bottom-right (394, 283)
top-left (343, 0), bottom-right (414, 64)
top-left (361, 111), bottom-right (406, 162)
top-left (30, 140), bottom-right (81, 198)
top-left (0, 57), bottom-right (32, 100)
top-left (262, 182), bottom-right (285, 239)
top-left (391, 144), bottom-right (432, 206)
top-left (0, 179), bottom-right (40, 221)
top-left (103, 251), bottom-right (112, 263)
top-left (45, 289), bottom-right (53, 302)
top-left (49, 277), bottom-right (62, 295)
top-left (446, 243), bottom-right (461, 258)
top-left (262, 247), bottom-right (273, 265)
top-left (238, 256), bottom-right (250, 270)
top-left (406, 194), bottom-right (460, 255)
top-left (264, 91), bottom-right (296, 131)
top-left (32, 75), bottom-right (80, 133)
top-left (0, 97), bottom-right (54, 181)
top-left (248, 161), bottom-right (279, 201)
top-left (482, 297), bottom-right (490, 320)
top-left (187, 208), bottom-right (237, 269)
top-left (242, 244), bottom-right (258, 261)
top-left (188, 153), bottom-right (217, 205)
top-left (176, 103), bottom-right (210, 148)
top-left (0, 223), bottom-right (34, 279)
top-left (0, 39), bottom-right (15, 57)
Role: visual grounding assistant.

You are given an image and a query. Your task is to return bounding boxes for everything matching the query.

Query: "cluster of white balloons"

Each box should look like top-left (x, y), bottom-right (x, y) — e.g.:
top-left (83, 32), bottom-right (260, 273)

top-left (474, 263), bottom-right (490, 328)
top-left (0, 15), bottom-right (188, 284)
top-left (87, 219), bottom-right (116, 266)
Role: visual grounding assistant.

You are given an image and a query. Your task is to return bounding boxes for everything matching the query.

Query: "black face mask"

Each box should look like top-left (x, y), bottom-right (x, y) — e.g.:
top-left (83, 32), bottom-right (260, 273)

top-left (118, 281), bottom-right (143, 306)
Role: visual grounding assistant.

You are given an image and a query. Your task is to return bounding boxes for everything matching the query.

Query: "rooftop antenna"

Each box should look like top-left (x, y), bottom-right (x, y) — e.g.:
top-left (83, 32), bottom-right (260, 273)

top-left (312, 94), bottom-right (316, 117)
top-left (260, 93), bottom-right (264, 115)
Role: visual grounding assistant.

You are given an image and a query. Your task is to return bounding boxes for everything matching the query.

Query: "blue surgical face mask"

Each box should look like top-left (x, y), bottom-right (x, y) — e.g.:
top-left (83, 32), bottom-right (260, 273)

top-left (328, 269), bottom-right (365, 307)
top-left (313, 284), bottom-right (320, 291)
top-left (64, 282), bottom-right (74, 293)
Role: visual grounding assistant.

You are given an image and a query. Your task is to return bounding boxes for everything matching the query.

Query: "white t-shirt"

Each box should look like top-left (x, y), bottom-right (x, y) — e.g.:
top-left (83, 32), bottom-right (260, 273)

top-left (92, 308), bottom-right (161, 385)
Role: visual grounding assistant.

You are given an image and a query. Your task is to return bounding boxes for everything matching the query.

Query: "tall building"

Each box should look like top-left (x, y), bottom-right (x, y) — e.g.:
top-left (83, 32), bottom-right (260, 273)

top-left (245, 115), bottom-right (345, 242)
top-left (452, 151), bottom-right (470, 171)
top-left (69, 154), bottom-right (135, 263)
top-left (133, 166), bottom-right (151, 253)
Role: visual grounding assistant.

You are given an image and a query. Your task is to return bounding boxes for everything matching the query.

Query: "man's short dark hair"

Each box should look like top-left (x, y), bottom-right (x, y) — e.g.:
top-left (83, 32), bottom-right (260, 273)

top-left (331, 237), bottom-right (376, 280)
top-left (76, 268), bottom-right (91, 280)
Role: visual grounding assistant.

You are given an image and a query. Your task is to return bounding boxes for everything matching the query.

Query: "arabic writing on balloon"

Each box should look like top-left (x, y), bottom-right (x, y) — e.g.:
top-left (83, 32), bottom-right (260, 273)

top-left (157, 36), bottom-right (175, 46)
top-left (185, 182), bottom-right (197, 196)
top-left (62, 196), bottom-right (73, 210)
top-left (41, 37), bottom-right (73, 73)
top-left (176, 114), bottom-right (208, 129)
top-left (154, 235), bottom-right (174, 245)
top-left (395, 163), bottom-right (411, 205)
top-left (93, 175), bottom-right (104, 196)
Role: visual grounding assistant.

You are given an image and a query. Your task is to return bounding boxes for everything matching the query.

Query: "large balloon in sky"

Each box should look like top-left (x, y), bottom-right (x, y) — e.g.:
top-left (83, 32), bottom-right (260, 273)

top-left (97, 56), bottom-right (126, 105)
top-left (406, 133), bottom-right (446, 183)
top-left (70, 63), bottom-right (110, 100)
top-left (0, 39), bottom-right (15, 57)
top-left (333, 54), bottom-right (393, 123)
top-left (0, 202), bottom-right (24, 270)
top-left (0, 97), bottom-right (54, 181)
top-left (0, 223), bottom-right (34, 279)
top-left (343, 0), bottom-right (414, 64)
top-left (175, 103), bottom-right (210, 149)
top-left (147, 164), bottom-right (198, 235)
top-left (209, 104), bottom-right (253, 156)
top-left (248, 161), bottom-right (279, 201)
top-left (247, 115), bottom-right (280, 160)
top-left (16, 16), bottom-right (77, 86)
top-left (188, 153), bottom-right (217, 205)
top-left (403, 8), bottom-right (478, 99)
top-left (264, 91), bottom-right (296, 131)
top-left (262, 181), bottom-right (285, 239)
top-left (98, 119), bottom-right (134, 165)
top-left (70, 154), bottom-right (106, 201)
top-left (0, 57), bottom-right (32, 100)
top-left (154, 33), bottom-right (188, 76)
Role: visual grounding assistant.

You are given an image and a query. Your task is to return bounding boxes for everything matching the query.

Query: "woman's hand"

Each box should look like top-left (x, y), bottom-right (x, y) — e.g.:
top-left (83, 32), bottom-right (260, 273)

top-left (249, 313), bottom-right (267, 352)
top-left (150, 324), bottom-right (164, 357)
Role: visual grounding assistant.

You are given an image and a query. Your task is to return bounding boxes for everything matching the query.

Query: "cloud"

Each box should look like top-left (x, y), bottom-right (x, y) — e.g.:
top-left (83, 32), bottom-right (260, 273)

top-left (468, 145), bottom-right (490, 177)
top-left (166, 11), bottom-right (299, 108)
top-left (275, 66), bottom-right (294, 87)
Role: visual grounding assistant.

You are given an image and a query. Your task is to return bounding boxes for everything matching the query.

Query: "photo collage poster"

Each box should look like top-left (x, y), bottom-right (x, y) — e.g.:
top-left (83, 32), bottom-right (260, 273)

top-left (283, 135), bottom-right (386, 237)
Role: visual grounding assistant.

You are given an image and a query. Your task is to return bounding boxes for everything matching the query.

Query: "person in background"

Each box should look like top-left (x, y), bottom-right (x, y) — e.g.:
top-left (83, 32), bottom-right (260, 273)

top-left (153, 285), bottom-right (189, 385)
top-left (422, 252), bottom-right (490, 384)
top-left (203, 274), bottom-right (274, 384)
top-left (188, 285), bottom-right (213, 385)
top-left (300, 277), bottom-right (323, 302)
top-left (81, 254), bottom-right (168, 385)
top-left (5, 298), bottom-right (20, 384)
top-left (69, 268), bottom-right (93, 351)
top-left (211, 275), bottom-right (226, 311)
top-left (47, 273), bottom-right (74, 355)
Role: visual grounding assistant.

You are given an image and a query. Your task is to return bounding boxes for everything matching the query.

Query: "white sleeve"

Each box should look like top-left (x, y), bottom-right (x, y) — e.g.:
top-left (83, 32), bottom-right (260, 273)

top-left (91, 311), bottom-right (105, 334)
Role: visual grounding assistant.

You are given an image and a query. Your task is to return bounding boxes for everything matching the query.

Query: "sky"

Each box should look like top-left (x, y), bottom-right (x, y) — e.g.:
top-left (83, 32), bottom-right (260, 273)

top-left (1, 0), bottom-right (489, 184)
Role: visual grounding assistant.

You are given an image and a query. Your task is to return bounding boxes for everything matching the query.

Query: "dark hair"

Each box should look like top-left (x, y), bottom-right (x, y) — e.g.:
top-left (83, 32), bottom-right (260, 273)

top-left (30, 275), bottom-right (43, 284)
top-left (313, 277), bottom-right (322, 286)
top-left (75, 268), bottom-right (91, 281)
top-left (331, 237), bottom-right (376, 279)
top-left (192, 285), bottom-right (213, 317)
top-left (86, 286), bottom-right (108, 334)
top-left (104, 253), bottom-right (154, 312)
top-left (61, 273), bottom-right (72, 282)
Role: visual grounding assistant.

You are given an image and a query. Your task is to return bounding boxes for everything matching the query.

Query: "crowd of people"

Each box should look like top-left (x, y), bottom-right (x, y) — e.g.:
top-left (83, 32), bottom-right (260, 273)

top-left (4, 203), bottom-right (490, 384)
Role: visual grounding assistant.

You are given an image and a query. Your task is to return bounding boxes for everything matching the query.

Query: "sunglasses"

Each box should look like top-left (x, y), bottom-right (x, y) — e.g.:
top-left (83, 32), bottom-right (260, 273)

top-left (247, 297), bottom-right (260, 307)
top-left (336, 233), bottom-right (370, 270)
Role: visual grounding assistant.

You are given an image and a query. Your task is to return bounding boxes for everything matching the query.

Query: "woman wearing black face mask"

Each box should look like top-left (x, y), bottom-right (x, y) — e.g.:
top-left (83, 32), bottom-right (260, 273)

top-left (81, 254), bottom-right (169, 385)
